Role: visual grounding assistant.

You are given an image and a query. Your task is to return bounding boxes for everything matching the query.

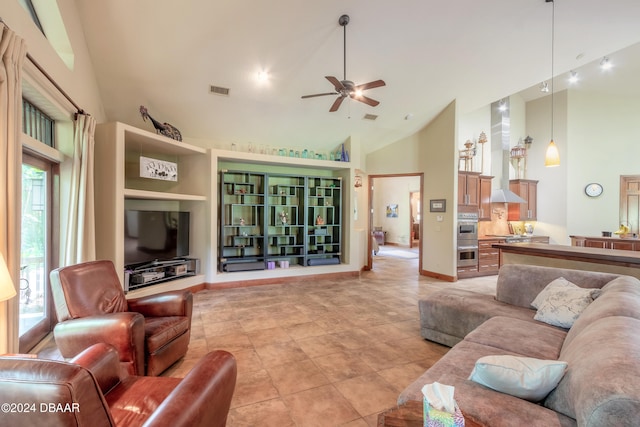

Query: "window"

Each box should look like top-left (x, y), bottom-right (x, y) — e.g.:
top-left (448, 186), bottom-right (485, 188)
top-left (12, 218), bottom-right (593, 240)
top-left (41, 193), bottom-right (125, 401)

top-left (19, 154), bottom-right (57, 352)
top-left (22, 98), bottom-right (55, 147)
top-left (17, 0), bottom-right (75, 70)
top-left (17, 0), bottom-right (45, 35)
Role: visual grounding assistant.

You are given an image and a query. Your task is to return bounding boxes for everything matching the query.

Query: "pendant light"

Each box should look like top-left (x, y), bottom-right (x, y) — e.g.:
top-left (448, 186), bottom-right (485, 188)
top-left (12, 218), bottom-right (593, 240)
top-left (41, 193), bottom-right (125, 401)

top-left (544, 0), bottom-right (560, 167)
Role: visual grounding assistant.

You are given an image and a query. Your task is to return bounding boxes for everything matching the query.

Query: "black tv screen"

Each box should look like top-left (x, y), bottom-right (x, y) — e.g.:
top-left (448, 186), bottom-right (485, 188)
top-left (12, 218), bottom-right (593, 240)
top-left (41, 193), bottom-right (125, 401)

top-left (124, 210), bottom-right (190, 267)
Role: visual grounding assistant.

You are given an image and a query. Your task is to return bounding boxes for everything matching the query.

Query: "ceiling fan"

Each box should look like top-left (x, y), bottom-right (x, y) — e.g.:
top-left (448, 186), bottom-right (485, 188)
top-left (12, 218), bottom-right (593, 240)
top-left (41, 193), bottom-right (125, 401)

top-left (301, 14), bottom-right (386, 112)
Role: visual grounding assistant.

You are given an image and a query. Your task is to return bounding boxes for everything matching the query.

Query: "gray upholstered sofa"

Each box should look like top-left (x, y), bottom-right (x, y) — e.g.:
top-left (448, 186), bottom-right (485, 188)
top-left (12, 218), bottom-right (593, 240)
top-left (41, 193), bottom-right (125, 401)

top-left (400, 264), bottom-right (640, 426)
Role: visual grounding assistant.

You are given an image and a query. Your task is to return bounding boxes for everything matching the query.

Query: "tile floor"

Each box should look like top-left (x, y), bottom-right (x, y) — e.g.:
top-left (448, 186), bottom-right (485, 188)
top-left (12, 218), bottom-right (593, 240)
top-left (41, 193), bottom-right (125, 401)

top-left (39, 247), bottom-right (498, 426)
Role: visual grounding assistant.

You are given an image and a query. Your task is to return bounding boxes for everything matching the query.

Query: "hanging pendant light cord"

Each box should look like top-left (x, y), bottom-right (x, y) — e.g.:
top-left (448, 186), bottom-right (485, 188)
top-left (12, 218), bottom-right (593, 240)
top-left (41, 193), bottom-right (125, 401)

top-left (549, 0), bottom-right (555, 140)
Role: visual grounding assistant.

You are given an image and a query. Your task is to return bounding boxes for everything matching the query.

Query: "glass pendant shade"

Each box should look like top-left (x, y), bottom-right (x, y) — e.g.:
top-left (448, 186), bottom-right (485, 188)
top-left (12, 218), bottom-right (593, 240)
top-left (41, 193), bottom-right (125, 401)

top-left (544, 139), bottom-right (560, 167)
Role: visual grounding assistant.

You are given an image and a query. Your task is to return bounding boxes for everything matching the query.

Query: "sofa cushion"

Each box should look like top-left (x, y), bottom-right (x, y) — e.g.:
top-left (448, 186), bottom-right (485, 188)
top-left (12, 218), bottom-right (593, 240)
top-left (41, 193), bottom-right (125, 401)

top-left (562, 275), bottom-right (640, 350)
top-left (545, 316), bottom-right (640, 426)
top-left (399, 341), bottom-right (576, 427)
top-left (464, 317), bottom-right (566, 360)
top-left (419, 289), bottom-right (538, 347)
top-left (496, 264), bottom-right (618, 309)
top-left (468, 355), bottom-right (567, 402)
top-left (532, 282), bottom-right (601, 328)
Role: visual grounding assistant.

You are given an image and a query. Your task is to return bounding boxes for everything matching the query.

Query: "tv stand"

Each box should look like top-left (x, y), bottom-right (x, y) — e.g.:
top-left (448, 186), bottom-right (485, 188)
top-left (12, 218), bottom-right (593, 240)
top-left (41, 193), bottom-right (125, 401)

top-left (125, 258), bottom-right (200, 292)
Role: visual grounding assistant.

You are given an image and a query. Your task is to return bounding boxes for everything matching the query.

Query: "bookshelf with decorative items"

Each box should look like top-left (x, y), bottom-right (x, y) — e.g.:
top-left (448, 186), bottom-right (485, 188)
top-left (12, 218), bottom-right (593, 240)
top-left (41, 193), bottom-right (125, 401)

top-left (306, 176), bottom-right (342, 266)
top-left (218, 170), bottom-right (343, 272)
top-left (219, 170), bottom-right (267, 272)
top-left (266, 174), bottom-right (306, 267)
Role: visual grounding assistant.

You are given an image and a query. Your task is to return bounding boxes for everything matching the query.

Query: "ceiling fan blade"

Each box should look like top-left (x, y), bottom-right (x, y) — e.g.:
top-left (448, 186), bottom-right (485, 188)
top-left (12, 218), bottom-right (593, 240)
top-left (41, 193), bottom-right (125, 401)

top-left (325, 76), bottom-right (345, 91)
top-left (352, 94), bottom-right (380, 107)
top-left (301, 92), bottom-right (338, 99)
top-left (355, 79), bottom-right (386, 91)
top-left (329, 96), bottom-right (345, 112)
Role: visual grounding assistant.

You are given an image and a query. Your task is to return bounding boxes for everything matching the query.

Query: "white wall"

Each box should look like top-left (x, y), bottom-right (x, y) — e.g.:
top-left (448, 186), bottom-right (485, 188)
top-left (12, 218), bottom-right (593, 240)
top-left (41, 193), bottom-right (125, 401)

top-left (565, 90), bottom-right (640, 238)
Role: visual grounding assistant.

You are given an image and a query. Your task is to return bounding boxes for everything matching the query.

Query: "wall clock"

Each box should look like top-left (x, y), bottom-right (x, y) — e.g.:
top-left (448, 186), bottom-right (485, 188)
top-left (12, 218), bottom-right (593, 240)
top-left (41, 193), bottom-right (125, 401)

top-left (585, 183), bottom-right (603, 197)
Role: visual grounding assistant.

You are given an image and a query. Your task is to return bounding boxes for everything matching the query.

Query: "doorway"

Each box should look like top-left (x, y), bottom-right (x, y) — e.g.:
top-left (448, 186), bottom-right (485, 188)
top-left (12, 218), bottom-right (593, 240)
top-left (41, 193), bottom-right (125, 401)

top-left (409, 191), bottom-right (420, 248)
top-left (367, 173), bottom-right (423, 271)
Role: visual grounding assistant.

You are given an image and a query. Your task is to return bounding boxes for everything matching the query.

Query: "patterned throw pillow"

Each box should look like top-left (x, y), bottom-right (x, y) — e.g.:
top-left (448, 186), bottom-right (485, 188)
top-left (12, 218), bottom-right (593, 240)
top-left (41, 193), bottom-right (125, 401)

top-left (532, 278), bottom-right (601, 328)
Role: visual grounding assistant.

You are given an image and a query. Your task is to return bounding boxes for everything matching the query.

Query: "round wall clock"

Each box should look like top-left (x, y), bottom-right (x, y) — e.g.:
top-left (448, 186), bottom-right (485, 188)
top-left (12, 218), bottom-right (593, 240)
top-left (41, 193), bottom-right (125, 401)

top-left (585, 183), bottom-right (603, 197)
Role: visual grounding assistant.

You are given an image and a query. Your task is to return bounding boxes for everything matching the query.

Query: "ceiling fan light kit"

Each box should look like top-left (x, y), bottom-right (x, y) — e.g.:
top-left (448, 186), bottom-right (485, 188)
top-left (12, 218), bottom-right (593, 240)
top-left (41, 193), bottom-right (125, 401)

top-left (301, 14), bottom-right (385, 112)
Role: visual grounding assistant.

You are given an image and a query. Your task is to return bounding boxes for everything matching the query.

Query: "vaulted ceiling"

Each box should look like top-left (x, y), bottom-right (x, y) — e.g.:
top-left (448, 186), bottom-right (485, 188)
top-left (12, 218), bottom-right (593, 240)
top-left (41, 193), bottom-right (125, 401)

top-left (75, 0), bottom-right (640, 154)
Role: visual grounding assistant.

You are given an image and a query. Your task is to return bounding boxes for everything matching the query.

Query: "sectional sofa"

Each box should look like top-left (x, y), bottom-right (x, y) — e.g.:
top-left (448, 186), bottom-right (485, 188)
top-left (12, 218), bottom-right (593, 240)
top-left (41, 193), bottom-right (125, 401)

top-left (400, 264), bottom-right (640, 426)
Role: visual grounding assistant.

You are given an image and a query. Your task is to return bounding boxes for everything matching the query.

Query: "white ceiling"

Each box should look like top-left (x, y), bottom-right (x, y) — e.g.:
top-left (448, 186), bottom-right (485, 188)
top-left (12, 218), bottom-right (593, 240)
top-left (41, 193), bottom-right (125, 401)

top-left (74, 0), bottom-right (640, 154)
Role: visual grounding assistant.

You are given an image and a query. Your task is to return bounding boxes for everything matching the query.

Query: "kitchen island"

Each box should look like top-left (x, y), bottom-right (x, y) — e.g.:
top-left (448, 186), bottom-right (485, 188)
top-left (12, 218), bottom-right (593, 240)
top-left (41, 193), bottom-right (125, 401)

top-left (494, 242), bottom-right (640, 279)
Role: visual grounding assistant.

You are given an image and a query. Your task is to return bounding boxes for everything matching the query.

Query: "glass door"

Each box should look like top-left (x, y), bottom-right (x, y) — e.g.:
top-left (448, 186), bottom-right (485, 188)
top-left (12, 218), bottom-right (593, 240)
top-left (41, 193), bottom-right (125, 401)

top-left (19, 154), bottom-right (54, 352)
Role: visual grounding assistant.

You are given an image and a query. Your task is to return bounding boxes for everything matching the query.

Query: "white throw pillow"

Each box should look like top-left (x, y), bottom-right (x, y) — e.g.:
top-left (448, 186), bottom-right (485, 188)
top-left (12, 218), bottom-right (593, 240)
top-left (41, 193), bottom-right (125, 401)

top-left (468, 355), bottom-right (568, 402)
top-left (532, 279), bottom-right (601, 328)
top-left (531, 277), bottom-right (577, 309)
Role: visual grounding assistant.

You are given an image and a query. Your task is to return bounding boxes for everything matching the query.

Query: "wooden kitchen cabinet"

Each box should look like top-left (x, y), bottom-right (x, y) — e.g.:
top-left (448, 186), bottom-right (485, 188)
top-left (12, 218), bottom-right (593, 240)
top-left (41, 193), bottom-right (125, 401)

top-left (458, 171), bottom-right (480, 207)
top-left (571, 235), bottom-right (639, 251)
top-left (478, 238), bottom-right (504, 274)
top-left (508, 179), bottom-right (538, 221)
top-left (479, 175), bottom-right (493, 221)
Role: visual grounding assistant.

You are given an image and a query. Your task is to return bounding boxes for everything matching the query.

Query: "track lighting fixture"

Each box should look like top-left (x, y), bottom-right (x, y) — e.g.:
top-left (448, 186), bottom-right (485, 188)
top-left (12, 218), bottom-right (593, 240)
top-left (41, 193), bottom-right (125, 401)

top-left (568, 70), bottom-right (578, 83)
top-left (600, 56), bottom-right (612, 70)
top-left (539, 81), bottom-right (549, 93)
top-left (498, 99), bottom-right (507, 112)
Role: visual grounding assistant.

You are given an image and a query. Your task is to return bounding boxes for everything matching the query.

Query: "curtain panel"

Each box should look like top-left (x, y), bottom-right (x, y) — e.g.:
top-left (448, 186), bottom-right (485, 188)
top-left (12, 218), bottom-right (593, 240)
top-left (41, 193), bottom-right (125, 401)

top-left (0, 23), bottom-right (27, 353)
top-left (63, 113), bottom-right (97, 265)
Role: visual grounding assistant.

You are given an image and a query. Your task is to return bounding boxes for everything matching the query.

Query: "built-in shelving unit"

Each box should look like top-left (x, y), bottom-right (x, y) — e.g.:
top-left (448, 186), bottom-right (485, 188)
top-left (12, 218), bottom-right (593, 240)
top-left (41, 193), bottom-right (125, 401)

top-left (219, 171), bottom-right (266, 272)
top-left (218, 171), bottom-right (342, 272)
top-left (267, 175), bottom-right (306, 266)
top-left (306, 176), bottom-right (342, 266)
top-left (94, 122), bottom-right (209, 291)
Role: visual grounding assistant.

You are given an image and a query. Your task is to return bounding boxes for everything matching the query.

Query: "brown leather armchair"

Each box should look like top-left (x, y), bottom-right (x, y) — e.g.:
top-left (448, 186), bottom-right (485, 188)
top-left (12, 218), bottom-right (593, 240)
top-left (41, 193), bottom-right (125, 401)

top-left (0, 343), bottom-right (237, 427)
top-left (50, 260), bottom-right (193, 376)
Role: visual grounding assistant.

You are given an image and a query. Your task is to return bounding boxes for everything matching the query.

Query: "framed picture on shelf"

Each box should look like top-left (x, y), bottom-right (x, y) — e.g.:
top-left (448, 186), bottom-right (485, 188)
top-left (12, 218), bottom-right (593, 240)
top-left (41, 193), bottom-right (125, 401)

top-left (386, 204), bottom-right (398, 218)
top-left (430, 199), bottom-right (446, 212)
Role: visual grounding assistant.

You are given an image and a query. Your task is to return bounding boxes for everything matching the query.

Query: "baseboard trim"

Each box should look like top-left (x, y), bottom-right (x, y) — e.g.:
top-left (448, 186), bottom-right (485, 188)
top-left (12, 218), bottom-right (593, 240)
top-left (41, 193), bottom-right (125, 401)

top-left (420, 269), bottom-right (455, 282)
top-left (205, 270), bottom-right (361, 290)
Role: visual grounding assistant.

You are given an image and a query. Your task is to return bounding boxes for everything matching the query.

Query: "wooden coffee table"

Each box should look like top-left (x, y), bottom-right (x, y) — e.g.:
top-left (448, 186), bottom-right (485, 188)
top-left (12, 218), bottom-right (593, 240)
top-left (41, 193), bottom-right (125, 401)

top-left (377, 400), bottom-right (485, 427)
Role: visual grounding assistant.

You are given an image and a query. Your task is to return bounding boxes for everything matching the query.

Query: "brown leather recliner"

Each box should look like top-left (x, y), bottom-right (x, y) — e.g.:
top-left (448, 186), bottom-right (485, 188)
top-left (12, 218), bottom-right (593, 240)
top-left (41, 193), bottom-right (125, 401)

top-left (0, 343), bottom-right (237, 427)
top-left (50, 260), bottom-right (193, 376)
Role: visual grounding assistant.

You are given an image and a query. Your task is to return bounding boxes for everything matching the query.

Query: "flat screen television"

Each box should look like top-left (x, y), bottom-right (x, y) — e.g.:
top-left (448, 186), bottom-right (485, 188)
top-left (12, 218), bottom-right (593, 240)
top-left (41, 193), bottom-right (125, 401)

top-left (124, 210), bottom-right (190, 267)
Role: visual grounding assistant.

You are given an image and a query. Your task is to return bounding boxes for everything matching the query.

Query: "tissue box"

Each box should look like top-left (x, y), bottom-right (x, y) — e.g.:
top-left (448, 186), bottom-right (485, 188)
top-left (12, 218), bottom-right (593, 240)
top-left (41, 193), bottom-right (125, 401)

top-left (423, 398), bottom-right (465, 427)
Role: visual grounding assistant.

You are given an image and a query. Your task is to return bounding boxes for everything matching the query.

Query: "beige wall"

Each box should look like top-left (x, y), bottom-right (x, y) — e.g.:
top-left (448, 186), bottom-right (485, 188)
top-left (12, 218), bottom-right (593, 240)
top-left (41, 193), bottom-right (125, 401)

top-left (366, 101), bottom-right (458, 278)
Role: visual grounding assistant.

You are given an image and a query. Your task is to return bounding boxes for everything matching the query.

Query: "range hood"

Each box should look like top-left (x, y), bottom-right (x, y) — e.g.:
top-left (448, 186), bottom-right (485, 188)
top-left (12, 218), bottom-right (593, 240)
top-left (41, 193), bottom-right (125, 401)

top-left (489, 99), bottom-right (526, 204)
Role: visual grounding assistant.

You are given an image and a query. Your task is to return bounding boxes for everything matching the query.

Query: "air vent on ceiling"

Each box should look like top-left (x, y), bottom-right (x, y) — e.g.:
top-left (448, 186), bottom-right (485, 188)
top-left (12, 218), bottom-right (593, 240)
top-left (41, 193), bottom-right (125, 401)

top-left (209, 85), bottom-right (230, 96)
top-left (363, 113), bottom-right (378, 121)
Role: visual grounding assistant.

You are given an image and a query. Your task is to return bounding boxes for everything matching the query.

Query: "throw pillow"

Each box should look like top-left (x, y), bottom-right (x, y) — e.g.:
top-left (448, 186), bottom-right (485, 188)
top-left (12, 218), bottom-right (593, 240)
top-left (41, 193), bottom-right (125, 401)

top-left (468, 355), bottom-right (568, 402)
top-left (531, 277), bottom-right (577, 309)
top-left (533, 281), bottom-right (602, 328)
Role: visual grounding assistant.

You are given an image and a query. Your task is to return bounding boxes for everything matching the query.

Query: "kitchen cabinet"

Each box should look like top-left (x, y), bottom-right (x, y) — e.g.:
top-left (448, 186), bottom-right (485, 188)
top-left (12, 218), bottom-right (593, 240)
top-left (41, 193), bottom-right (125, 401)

top-left (478, 238), bottom-right (504, 275)
top-left (479, 175), bottom-right (493, 221)
top-left (508, 179), bottom-right (538, 221)
top-left (458, 171), bottom-right (480, 207)
top-left (571, 236), bottom-right (639, 251)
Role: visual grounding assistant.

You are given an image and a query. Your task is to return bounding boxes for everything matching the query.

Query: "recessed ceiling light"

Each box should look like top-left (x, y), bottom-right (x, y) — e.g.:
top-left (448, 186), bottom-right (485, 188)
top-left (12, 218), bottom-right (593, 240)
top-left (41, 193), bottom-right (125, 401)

top-left (257, 70), bottom-right (269, 83)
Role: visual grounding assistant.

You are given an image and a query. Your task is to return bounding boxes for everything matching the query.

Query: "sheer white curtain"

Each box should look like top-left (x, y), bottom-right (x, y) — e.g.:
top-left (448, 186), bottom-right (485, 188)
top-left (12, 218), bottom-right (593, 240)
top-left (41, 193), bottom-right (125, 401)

top-left (63, 113), bottom-right (97, 265)
top-left (0, 23), bottom-right (27, 353)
